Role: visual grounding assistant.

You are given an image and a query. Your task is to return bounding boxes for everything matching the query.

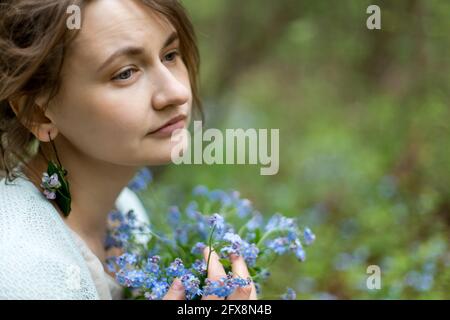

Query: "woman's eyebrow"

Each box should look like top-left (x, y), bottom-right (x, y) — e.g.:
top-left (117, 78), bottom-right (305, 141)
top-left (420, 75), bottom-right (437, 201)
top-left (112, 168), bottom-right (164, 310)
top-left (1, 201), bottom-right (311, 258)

top-left (162, 31), bottom-right (179, 49)
top-left (96, 32), bottom-right (179, 73)
top-left (97, 46), bottom-right (144, 73)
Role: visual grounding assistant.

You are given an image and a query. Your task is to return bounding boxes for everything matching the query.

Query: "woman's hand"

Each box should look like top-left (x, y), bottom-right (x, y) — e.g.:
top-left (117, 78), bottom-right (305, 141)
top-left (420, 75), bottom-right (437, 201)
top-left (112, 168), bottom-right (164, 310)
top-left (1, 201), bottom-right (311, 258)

top-left (163, 277), bottom-right (186, 300)
top-left (163, 247), bottom-right (258, 300)
top-left (201, 247), bottom-right (257, 300)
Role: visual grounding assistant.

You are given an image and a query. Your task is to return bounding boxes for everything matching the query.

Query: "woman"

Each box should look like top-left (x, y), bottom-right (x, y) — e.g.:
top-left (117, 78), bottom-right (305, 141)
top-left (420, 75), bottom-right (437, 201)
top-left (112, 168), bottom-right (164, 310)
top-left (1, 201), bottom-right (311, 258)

top-left (0, 0), bottom-right (257, 300)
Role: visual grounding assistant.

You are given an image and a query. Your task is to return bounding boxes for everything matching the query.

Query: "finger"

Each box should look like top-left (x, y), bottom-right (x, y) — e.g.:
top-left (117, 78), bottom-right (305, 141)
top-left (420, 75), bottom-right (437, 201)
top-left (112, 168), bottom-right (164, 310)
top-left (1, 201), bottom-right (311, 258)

top-left (163, 278), bottom-right (186, 300)
top-left (227, 254), bottom-right (258, 300)
top-left (202, 246), bottom-right (227, 300)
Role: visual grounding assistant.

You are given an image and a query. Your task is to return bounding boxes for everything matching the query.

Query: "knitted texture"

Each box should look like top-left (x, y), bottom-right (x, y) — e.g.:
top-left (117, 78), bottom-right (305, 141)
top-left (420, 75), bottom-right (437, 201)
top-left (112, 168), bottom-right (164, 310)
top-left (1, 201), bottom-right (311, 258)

top-left (0, 174), bottom-right (99, 299)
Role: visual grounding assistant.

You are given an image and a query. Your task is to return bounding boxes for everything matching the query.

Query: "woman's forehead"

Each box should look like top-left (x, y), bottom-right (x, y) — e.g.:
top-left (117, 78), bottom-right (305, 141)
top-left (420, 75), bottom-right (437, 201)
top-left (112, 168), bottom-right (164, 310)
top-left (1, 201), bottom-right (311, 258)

top-left (70, 0), bottom-right (175, 57)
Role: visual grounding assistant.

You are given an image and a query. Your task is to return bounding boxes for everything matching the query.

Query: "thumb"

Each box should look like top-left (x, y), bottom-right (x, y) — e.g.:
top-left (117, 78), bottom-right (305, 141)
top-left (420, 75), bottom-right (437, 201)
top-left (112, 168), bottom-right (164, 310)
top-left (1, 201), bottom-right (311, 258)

top-left (163, 278), bottom-right (186, 300)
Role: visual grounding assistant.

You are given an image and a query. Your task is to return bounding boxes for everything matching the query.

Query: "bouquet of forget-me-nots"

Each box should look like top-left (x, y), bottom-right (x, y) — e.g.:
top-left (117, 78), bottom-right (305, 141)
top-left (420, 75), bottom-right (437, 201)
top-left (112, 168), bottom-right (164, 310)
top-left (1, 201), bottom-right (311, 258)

top-left (105, 168), bottom-right (315, 300)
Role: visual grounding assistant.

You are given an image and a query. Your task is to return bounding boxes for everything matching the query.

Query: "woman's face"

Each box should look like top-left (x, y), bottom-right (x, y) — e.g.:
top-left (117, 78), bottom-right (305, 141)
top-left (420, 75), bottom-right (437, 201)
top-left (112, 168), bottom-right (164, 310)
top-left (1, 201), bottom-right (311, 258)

top-left (45, 0), bottom-right (192, 166)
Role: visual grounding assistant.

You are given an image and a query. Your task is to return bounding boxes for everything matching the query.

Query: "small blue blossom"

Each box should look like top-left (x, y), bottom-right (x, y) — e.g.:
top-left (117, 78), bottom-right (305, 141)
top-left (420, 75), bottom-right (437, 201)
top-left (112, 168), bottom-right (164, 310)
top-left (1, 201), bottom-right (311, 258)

top-left (191, 259), bottom-right (207, 275)
top-left (303, 227), bottom-right (316, 245)
top-left (208, 213), bottom-right (225, 230)
top-left (144, 256), bottom-right (161, 274)
top-left (127, 167), bottom-right (152, 192)
top-left (168, 206), bottom-right (181, 229)
top-left (291, 238), bottom-right (306, 262)
top-left (191, 242), bottom-right (206, 255)
top-left (116, 268), bottom-right (147, 288)
top-left (193, 185), bottom-right (209, 197)
top-left (115, 253), bottom-right (137, 268)
top-left (246, 212), bottom-right (264, 230)
top-left (144, 280), bottom-right (169, 300)
top-left (166, 258), bottom-right (186, 277)
top-left (185, 201), bottom-right (199, 219)
top-left (259, 269), bottom-right (271, 281)
top-left (242, 242), bottom-right (259, 267)
top-left (174, 227), bottom-right (189, 245)
top-left (266, 237), bottom-right (290, 255)
top-left (181, 272), bottom-right (202, 300)
top-left (281, 288), bottom-right (296, 300)
top-left (236, 198), bottom-right (253, 218)
top-left (202, 273), bottom-right (251, 298)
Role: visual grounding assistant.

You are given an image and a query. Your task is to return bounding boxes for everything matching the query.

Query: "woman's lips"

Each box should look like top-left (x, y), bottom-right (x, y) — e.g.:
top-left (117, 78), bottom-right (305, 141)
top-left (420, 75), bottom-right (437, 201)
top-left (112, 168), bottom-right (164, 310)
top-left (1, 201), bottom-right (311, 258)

top-left (148, 117), bottom-right (186, 137)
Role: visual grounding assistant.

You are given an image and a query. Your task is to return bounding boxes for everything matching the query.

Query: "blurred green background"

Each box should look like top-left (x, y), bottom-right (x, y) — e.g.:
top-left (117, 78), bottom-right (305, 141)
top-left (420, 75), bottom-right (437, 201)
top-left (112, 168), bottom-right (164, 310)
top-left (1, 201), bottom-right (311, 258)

top-left (141, 0), bottom-right (450, 299)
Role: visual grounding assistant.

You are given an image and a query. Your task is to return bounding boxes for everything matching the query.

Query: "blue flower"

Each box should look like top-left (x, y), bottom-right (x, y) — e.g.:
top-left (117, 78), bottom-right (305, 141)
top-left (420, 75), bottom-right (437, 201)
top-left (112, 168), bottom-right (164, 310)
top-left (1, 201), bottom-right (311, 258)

top-left (202, 273), bottom-right (251, 298)
top-left (174, 227), bottom-right (189, 245)
top-left (116, 268), bottom-right (147, 288)
top-left (203, 278), bottom-right (234, 298)
top-left (231, 277), bottom-right (252, 287)
top-left (208, 213), bottom-right (225, 230)
top-left (144, 280), bottom-right (169, 300)
top-left (303, 227), bottom-right (316, 245)
top-left (105, 257), bottom-right (116, 273)
top-left (166, 258), bottom-right (186, 277)
top-left (259, 269), bottom-right (271, 281)
top-left (242, 242), bottom-right (259, 267)
top-left (266, 237), bottom-right (290, 255)
top-left (222, 232), bottom-right (242, 244)
top-left (265, 213), bottom-right (297, 232)
top-left (127, 167), bottom-right (152, 192)
top-left (208, 189), bottom-right (228, 203)
top-left (236, 199), bottom-right (253, 218)
top-left (255, 282), bottom-right (262, 295)
top-left (191, 242), bottom-right (206, 255)
top-left (265, 213), bottom-right (281, 232)
top-left (193, 185), bottom-right (209, 196)
top-left (168, 206), bottom-right (181, 229)
top-left (185, 201), bottom-right (199, 219)
top-left (181, 272), bottom-right (202, 300)
top-left (220, 232), bottom-right (243, 256)
top-left (191, 259), bottom-right (207, 275)
top-left (116, 253), bottom-right (137, 268)
top-left (246, 212), bottom-right (264, 230)
top-left (281, 288), bottom-right (296, 300)
top-left (291, 238), bottom-right (306, 262)
top-left (144, 256), bottom-right (161, 275)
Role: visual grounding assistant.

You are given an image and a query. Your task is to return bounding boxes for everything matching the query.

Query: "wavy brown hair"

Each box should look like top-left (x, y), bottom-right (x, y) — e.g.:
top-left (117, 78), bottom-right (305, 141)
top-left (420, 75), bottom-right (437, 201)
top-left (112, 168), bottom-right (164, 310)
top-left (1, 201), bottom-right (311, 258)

top-left (0, 0), bottom-right (202, 182)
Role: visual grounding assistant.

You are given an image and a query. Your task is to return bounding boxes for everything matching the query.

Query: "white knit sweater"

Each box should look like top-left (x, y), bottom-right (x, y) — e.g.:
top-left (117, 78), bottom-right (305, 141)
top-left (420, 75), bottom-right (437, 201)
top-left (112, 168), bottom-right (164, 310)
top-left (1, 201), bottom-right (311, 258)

top-left (0, 173), bottom-right (149, 300)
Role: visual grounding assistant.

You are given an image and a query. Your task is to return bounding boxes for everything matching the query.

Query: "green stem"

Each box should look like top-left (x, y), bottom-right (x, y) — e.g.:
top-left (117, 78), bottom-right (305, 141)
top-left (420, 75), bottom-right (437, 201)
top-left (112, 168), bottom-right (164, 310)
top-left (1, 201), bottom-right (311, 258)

top-left (237, 224), bottom-right (247, 237)
top-left (257, 228), bottom-right (284, 248)
top-left (205, 225), bottom-right (216, 277)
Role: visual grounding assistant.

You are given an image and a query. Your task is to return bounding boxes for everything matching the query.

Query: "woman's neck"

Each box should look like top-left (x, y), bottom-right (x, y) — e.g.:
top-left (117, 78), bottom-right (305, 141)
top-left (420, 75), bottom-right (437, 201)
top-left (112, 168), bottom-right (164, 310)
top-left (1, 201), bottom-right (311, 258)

top-left (23, 139), bottom-right (138, 260)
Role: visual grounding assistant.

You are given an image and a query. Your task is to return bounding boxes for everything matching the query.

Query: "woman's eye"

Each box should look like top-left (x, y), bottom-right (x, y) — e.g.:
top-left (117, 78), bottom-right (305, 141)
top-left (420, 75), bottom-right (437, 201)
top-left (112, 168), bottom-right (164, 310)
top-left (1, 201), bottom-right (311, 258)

top-left (112, 68), bottom-right (137, 81)
top-left (163, 50), bottom-right (179, 63)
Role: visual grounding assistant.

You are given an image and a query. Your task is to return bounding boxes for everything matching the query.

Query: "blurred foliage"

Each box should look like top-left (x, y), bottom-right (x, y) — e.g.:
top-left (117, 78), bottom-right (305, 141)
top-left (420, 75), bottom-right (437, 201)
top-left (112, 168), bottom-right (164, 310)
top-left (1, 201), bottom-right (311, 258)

top-left (140, 0), bottom-right (449, 299)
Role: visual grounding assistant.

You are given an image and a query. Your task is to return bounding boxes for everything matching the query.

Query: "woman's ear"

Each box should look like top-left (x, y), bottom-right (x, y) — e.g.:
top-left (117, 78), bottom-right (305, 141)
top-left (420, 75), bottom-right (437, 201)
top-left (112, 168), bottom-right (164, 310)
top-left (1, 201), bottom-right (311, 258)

top-left (8, 95), bottom-right (58, 142)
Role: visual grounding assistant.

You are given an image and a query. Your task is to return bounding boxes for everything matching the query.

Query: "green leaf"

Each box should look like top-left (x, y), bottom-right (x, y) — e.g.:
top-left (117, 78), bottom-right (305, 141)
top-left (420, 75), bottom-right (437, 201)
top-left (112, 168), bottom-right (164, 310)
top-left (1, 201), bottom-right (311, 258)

top-left (47, 160), bottom-right (72, 216)
top-left (219, 258), bottom-right (231, 269)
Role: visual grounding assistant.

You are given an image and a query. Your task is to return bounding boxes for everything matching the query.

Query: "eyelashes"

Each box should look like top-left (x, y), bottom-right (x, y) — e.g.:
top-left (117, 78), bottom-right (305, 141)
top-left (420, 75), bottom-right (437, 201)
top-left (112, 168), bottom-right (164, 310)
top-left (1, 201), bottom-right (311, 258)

top-left (162, 50), bottom-right (180, 63)
top-left (111, 50), bottom-right (181, 83)
top-left (112, 67), bottom-right (138, 81)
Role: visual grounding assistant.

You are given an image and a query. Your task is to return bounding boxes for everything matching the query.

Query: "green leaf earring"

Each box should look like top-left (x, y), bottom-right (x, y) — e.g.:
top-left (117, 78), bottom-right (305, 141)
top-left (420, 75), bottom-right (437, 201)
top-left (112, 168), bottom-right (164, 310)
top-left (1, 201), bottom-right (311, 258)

top-left (40, 132), bottom-right (72, 216)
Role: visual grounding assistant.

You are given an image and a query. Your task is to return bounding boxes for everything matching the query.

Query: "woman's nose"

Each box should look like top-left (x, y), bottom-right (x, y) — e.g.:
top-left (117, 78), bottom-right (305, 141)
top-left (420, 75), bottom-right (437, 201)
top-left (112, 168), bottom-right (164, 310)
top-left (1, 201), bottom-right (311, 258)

top-left (151, 66), bottom-right (190, 110)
